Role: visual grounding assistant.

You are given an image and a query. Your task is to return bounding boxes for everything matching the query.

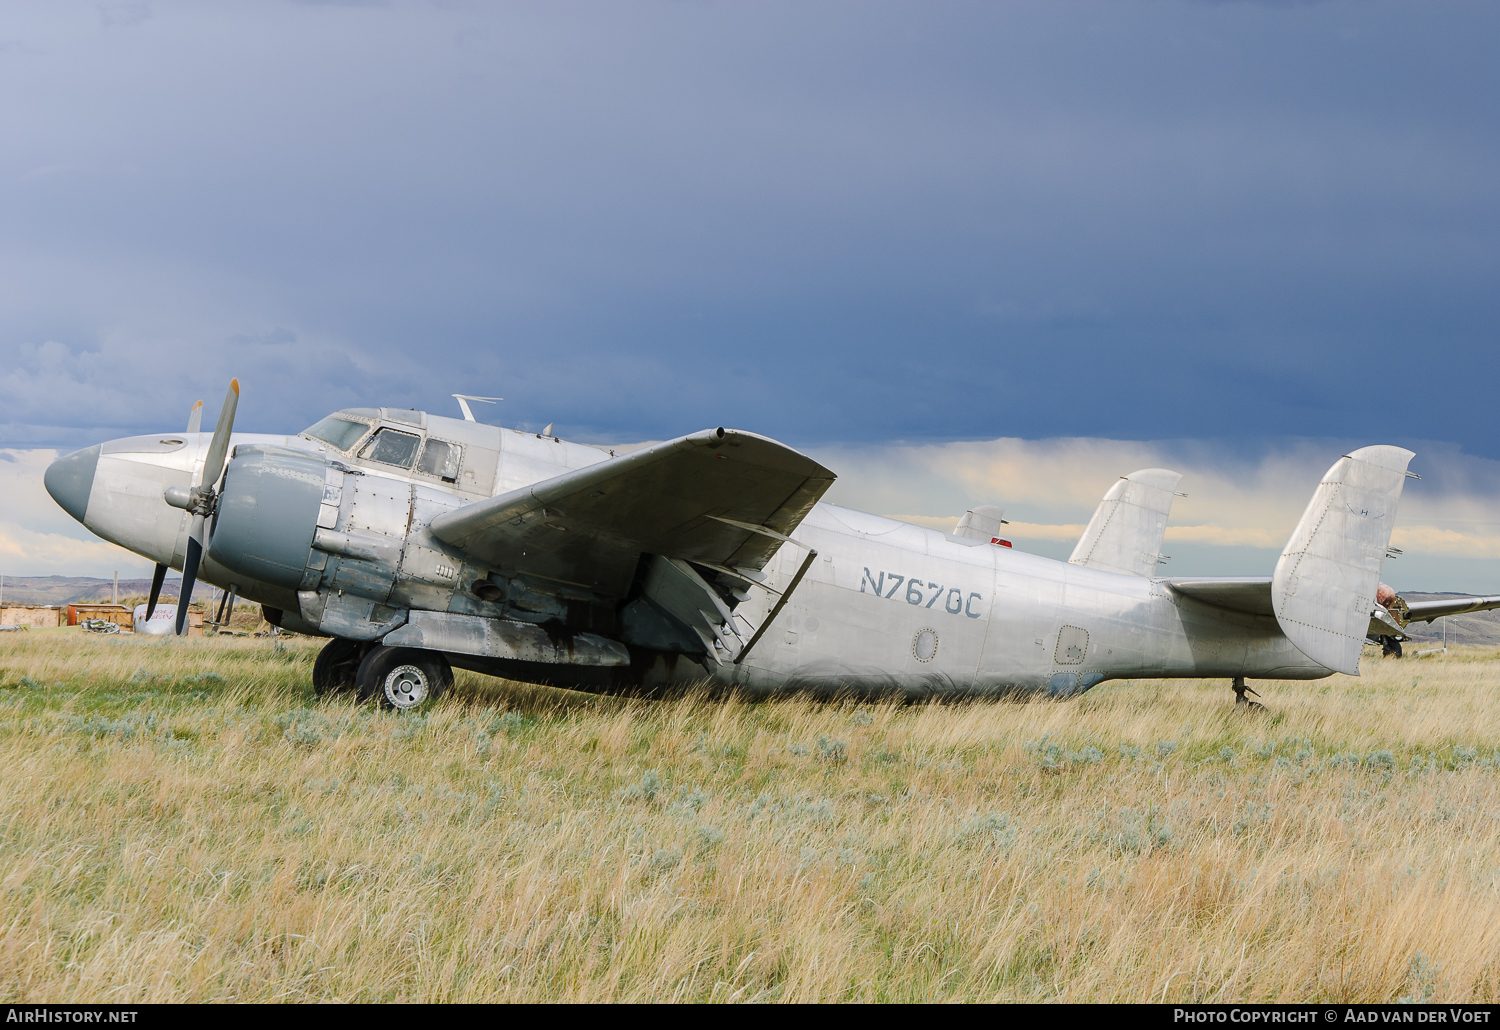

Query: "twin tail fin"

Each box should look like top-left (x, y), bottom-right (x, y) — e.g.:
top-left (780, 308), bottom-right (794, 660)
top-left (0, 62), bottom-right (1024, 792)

top-left (1272, 445), bottom-right (1414, 676)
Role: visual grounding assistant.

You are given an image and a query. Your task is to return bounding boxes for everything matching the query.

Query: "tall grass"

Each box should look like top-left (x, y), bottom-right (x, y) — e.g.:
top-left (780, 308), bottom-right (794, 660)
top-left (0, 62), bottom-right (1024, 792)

top-left (0, 630), bottom-right (1497, 1002)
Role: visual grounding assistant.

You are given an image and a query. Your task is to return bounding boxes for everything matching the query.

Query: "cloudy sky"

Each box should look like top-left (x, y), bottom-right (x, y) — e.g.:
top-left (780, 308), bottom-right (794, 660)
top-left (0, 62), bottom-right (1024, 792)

top-left (2, 2), bottom-right (1498, 590)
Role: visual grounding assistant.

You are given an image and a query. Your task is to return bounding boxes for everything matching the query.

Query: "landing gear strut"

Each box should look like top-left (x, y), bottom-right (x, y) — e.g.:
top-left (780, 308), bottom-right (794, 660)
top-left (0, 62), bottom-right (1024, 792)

top-left (313, 638), bottom-right (372, 697)
top-left (1232, 676), bottom-right (1264, 710)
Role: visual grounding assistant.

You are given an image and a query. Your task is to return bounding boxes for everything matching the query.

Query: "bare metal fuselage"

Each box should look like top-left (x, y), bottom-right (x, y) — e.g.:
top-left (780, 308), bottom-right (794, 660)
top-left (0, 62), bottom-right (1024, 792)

top-left (727, 504), bottom-right (1326, 698)
top-left (70, 422), bottom-right (1329, 698)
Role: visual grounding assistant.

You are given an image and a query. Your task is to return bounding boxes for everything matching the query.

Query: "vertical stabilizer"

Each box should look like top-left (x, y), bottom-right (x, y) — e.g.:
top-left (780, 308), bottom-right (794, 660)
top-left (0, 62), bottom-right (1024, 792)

top-left (1068, 469), bottom-right (1182, 577)
top-left (955, 505), bottom-right (1006, 542)
top-left (1272, 445), bottom-right (1414, 676)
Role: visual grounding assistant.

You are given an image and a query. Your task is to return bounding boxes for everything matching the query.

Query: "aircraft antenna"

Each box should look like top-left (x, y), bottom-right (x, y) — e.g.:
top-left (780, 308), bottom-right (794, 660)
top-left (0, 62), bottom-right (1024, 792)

top-left (452, 394), bottom-right (502, 422)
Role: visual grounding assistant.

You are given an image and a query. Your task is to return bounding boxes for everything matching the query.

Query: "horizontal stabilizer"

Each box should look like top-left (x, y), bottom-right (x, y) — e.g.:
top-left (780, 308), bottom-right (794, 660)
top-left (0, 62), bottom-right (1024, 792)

top-left (1069, 469), bottom-right (1182, 577)
top-left (1164, 577), bottom-right (1274, 616)
top-left (1273, 445), bottom-right (1415, 676)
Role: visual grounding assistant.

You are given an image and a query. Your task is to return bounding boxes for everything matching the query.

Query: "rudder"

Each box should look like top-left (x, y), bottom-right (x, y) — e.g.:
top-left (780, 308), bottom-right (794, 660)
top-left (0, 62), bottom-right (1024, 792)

top-left (1069, 468), bottom-right (1183, 577)
top-left (1272, 445), bottom-right (1415, 676)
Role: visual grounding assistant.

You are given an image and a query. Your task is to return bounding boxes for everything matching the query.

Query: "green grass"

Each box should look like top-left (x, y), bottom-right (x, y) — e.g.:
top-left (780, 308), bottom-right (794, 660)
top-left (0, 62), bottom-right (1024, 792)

top-left (0, 629), bottom-right (1497, 1001)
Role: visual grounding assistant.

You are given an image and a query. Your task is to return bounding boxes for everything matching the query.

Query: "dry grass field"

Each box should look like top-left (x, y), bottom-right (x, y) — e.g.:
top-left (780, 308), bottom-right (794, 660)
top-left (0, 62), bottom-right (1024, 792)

top-left (0, 629), bottom-right (1496, 1003)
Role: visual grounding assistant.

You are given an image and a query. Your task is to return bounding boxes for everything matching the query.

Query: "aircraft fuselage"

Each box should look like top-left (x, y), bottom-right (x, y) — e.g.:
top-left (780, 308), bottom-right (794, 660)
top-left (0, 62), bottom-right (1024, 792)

top-left (45, 412), bottom-right (1330, 699)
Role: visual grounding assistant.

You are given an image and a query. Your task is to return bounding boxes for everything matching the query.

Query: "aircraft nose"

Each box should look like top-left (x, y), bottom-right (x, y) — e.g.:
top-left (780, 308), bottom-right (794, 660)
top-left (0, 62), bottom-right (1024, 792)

top-left (44, 444), bottom-right (102, 525)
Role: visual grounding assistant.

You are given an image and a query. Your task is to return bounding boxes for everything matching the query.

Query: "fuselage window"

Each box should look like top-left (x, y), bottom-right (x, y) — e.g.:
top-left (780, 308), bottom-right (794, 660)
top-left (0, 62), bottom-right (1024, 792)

top-left (302, 416), bottom-right (372, 452)
top-left (418, 439), bottom-right (461, 482)
top-left (359, 428), bottom-right (422, 469)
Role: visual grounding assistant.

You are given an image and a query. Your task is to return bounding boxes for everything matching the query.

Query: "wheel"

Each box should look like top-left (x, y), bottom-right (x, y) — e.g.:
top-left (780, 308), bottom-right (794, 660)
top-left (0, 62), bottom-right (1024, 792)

top-left (313, 638), bottom-right (369, 696)
top-left (1381, 638), bottom-right (1403, 658)
top-left (355, 646), bottom-right (453, 710)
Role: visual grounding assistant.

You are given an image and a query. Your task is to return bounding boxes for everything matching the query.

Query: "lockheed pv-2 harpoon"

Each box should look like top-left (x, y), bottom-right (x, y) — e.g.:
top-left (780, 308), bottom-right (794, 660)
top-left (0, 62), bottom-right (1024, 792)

top-left (43, 381), bottom-right (1500, 708)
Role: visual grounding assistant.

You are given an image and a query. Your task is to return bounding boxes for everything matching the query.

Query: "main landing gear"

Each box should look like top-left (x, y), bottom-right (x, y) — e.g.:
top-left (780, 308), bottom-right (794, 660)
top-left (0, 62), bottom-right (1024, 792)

top-left (313, 638), bottom-right (371, 697)
top-left (1232, 676), bottom-right (1264, 710)
top-left (355, 645), bottom-right (454, 710)
top-left (1381, 638), bottom-right (1403, 658)
top-left (312, 640), bottom-right (453, 710)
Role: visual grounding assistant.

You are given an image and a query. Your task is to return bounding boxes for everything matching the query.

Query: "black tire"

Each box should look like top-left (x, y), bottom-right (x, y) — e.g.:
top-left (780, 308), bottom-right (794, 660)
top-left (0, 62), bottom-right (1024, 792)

top-left (1382, 639), bottom-right (1403, 658)
top-left (355, 646), bottom-right (453, 710)
top-left (313, 638), bottom-right (369, 696)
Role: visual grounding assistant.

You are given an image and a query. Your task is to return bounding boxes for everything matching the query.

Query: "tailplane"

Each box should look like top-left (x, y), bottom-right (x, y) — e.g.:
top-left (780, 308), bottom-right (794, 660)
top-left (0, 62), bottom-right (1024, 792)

top-left (1069, 469), bottom-right (1183, 577)
top-left (1272, 445), bottom-right (1415, 676)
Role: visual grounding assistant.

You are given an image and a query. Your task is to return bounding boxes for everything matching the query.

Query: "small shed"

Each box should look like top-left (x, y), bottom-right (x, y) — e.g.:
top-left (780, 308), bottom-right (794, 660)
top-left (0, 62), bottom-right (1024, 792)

top-left (0, 605), bottom-right (62, 629)
top-left (66, 603), bottom-right (134, 629)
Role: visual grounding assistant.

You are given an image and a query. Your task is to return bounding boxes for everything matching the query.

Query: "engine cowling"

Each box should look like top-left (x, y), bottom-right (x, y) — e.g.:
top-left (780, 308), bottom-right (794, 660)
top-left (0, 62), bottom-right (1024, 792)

top-left (208, 445), bottom-right (325, 589)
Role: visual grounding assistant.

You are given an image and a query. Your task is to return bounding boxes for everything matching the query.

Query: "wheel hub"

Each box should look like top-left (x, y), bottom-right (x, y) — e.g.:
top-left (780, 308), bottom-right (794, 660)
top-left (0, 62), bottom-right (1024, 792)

top-left (383, 664), bottom-right (430, 709)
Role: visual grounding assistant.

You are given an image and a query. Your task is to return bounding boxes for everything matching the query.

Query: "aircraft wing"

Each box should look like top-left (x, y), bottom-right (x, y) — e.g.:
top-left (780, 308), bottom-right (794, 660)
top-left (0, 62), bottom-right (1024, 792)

top-left (1162, 578), bottom-right (1275, 616)
top-left (1402, 595), bottom-right (1500, 624)
top-left (1166, 579), bottom-right (1500, 641)
top-left (428, 427), bottom-right (835, 595)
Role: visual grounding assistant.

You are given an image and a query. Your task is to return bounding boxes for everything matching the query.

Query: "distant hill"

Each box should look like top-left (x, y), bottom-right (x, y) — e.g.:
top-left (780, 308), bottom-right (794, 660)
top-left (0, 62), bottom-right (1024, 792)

top-left (0, 575), bottom-right (187, 606)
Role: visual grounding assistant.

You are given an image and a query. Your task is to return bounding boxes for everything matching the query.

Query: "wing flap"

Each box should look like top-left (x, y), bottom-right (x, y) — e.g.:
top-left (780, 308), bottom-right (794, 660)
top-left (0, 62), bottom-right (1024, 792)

top-left (428, 427), bottom-right (834, 595)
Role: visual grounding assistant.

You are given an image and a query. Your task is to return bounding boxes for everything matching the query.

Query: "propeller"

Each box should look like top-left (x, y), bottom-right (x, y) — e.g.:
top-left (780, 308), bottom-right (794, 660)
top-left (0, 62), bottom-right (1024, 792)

top-left (146, 397), bottom-right (208, 622)
top-left (144, 562), bottom-right (167, 622)
top-left (163, 379), bottom-right (239, 635)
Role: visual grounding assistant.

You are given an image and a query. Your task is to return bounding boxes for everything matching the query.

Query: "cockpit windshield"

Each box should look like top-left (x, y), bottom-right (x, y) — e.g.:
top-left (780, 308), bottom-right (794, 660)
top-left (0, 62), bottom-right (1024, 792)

top-left (302, 415), bottom-right (372, 452)
top-left (359, 428), bottom-right (422, 468)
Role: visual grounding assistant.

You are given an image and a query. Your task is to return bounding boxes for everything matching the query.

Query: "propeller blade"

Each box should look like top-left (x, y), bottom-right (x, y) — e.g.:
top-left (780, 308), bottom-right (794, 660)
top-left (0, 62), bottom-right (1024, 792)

top-left (186, 400), bottom-right (203, 435)
top-left (176, 516), bottom-right (205, 636)
top-left (200, 378), bottom-right (239, 490)
top-left (145, 563), bottom-right (167, 621)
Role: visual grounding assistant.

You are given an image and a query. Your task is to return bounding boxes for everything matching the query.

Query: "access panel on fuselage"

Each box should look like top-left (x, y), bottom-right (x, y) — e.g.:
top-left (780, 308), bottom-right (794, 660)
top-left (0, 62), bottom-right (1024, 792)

top-left (978, 553), bottom-right (1065, 690)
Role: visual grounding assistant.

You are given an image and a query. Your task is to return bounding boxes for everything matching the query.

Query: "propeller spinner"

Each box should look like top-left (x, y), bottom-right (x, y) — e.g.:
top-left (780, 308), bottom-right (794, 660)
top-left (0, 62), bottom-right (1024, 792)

top-left (163, 378), bottom-right (239, 635)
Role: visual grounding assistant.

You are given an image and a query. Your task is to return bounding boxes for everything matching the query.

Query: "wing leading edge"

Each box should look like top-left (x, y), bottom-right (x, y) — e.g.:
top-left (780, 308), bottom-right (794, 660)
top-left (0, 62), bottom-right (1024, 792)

top-left (429, 427), bottom-right (835, 596)
top-left (1402, 595), bottom-right (1500, 624)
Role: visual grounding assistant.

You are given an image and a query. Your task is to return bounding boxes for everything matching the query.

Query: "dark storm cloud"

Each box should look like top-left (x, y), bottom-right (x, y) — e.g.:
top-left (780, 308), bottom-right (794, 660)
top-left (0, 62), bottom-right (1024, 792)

top-left (0, 1), bottom-right (1496, 453)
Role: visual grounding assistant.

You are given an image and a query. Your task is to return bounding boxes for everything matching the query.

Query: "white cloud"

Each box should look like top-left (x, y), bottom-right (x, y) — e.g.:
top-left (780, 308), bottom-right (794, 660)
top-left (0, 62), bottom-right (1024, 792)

top-left (814, 436), bottom-right (1500, 589)
top-left (0, 448), bottom-right (155, 577)
top-left (0, 521), bottom-right (152, 577)
top-left (1164, 525), bottom-right (1283, 548)
top-left (1389, 525), bottom-right (1500, 560)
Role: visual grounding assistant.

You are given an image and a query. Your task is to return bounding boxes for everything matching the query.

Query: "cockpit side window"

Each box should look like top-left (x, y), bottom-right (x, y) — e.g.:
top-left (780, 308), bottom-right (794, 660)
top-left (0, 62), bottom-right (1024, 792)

top-left (359, 428), bottom-right (422, 468)
top-left (417, 439), bottom-right (461, 482)
top-left (302, 416), bottom-right (372, 452)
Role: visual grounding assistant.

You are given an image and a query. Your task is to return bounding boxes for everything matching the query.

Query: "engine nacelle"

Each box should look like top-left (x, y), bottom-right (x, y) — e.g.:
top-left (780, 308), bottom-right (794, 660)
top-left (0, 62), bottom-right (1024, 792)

top-left (208, 445), bottom-right (325, 589)
top-left (206, 445), bottom-right (613, 645)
